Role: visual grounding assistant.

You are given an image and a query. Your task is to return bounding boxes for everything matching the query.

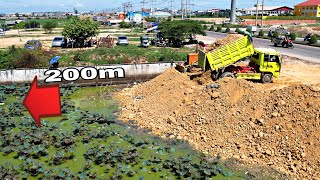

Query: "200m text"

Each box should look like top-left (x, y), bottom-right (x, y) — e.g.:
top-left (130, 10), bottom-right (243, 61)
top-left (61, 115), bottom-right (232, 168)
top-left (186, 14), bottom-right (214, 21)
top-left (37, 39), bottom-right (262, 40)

top-left (44, 67), bottom-right (125, 83)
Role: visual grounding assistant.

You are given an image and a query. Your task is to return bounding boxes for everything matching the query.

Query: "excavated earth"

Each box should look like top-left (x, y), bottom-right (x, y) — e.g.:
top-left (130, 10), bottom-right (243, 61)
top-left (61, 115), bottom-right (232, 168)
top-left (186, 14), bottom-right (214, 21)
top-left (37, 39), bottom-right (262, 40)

top-left (115, 56), bottom-right (320, 179)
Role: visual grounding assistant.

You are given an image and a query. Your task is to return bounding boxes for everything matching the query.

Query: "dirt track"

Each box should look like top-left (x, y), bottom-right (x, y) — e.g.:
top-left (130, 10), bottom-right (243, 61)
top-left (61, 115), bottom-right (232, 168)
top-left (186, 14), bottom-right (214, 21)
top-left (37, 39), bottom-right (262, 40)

top-left (116, 57), bottom-right (320, 179)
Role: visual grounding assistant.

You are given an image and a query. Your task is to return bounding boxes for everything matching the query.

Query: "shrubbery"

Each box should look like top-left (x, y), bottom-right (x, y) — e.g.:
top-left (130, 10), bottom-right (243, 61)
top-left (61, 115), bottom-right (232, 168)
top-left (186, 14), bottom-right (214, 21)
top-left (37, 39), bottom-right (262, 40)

top-left (225, 27), bottom-right (230, 33)
top-left (310, 34), bottom-right (318, 44)
top-left (258, 30), bottom-right (264, 37)
top-left (273, 32), bottom-right (279, 38)
top-left (119, 22), bottom-right (131, 28)
top-left (290, 33), bottom-right (297, 41)
top-left (216, 26), bottom-right (222, 32)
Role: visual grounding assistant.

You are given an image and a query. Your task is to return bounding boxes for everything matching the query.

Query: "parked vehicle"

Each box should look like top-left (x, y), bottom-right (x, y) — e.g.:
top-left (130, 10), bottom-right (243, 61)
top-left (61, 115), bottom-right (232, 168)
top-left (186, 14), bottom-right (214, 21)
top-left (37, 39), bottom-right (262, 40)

top-left (52, 36), bottom-right (66, 47)
top-left (117, 36), bottom-right (129, 45)
top-left (140, 36), bottom-right (149, 48)
top-left (0, 30), bottom-right (4, 36)
top-left (24, 40), bottom-right (42, 50)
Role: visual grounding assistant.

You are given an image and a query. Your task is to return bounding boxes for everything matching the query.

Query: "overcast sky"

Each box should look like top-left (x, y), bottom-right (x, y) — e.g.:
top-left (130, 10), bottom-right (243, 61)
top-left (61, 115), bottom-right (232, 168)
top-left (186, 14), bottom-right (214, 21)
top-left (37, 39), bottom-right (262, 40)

top-left (0, 0), bottom-right (299, 13)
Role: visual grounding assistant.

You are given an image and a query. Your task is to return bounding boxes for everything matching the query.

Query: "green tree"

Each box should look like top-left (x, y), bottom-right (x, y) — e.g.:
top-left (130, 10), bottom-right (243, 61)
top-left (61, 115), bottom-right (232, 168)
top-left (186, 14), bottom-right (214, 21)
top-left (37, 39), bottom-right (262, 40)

top-left (43, 21), bottom-right (58, 33)
top-left (225, 27), bottom-right (230, 33)
top-left (258, 30), bottom-right (264, 37)
top-left (62, 17), bottom-right (99, 48)
top-left (119, 21), bottom-right (131, 28)
top-left (273, 32), bottom-right (279, 39)
top-left (310, 34), bottom-right (318, 44)
top-left (158, 20), bottom-right (206, 47)
top-left (216, 26), bottom-right (222, 32)
top-left (209, 25), bottom-right (215, 31)
top-left (290, 33), bottom-right (296, 41)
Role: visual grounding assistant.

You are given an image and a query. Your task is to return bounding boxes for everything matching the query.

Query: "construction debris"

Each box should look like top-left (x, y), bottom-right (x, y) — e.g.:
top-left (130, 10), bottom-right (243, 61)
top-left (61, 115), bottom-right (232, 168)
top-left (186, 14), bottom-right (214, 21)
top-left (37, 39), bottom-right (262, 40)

top-left (116, 67), bottom-right (320, 179)
top-left (206, 34), bottom-right (244, 52)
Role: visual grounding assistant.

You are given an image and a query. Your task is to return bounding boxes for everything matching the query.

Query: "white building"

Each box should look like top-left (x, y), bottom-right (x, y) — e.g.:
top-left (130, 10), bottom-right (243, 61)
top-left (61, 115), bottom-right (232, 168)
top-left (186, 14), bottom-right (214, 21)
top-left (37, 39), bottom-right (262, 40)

top-left (242, 6), bottom-right (294, 16)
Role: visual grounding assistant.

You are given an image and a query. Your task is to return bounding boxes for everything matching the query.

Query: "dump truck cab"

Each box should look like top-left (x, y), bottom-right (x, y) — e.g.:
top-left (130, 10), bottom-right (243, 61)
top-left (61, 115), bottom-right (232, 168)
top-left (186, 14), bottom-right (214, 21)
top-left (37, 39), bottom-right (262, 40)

top-left (251, 48), bottom-right (281, 78)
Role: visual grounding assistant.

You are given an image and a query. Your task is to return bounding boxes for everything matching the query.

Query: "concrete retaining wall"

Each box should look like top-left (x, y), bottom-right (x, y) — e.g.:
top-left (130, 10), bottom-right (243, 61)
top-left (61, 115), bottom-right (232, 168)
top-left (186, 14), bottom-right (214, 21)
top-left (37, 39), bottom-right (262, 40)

top-left (0, 63), bottom-right (175, 85)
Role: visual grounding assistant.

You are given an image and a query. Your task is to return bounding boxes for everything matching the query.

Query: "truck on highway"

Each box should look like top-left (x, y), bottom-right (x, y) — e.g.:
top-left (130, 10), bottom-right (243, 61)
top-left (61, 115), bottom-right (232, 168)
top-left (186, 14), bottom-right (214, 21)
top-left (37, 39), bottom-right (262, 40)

top-left (178, 35), bottom-right (282, 83)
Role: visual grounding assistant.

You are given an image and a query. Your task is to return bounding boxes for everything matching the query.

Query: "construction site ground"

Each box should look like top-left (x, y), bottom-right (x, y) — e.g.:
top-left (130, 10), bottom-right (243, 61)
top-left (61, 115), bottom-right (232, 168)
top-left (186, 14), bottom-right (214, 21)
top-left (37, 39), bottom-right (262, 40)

top-left (115, 56), bottom-right (320, 179)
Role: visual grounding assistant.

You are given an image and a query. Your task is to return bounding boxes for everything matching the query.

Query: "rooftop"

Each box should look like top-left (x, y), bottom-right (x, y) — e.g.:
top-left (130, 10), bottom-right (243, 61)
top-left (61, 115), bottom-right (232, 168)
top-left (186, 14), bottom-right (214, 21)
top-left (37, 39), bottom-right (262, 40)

top-left (244, 6), bottom-right (294, 11)
top-left (295, 0), bottom-right (320, 6)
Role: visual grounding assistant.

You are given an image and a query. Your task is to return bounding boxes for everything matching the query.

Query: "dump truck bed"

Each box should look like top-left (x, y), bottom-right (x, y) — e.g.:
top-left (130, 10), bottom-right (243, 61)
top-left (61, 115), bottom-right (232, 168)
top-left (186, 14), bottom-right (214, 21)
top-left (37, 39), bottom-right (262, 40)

top-left (198, 36), bottom-right (254, 72)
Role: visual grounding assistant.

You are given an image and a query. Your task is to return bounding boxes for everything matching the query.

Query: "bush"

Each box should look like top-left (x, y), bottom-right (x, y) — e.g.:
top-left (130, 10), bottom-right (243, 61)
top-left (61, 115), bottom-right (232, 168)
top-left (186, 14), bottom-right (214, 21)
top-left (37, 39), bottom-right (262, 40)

top-left (209, 25), bottom-right (215, 31)
top-left (310, 34), bottom-right (318, 44)
top-left (43, 21), bottom-right (58, 33)
top-left (225, 27), bottom-right (230, 33)
top-left (273, 32), bottom-right (279, 38)
top-left (258, 30), bottom-right (264, 37)
top-left (290, 33), bottom-right (297, 41)
top-left (119, 22), bottom-right (131, 28)
top-left (216, 26), bottom-right (222, 32)
top-left (203, 25), bottom-right (208, 30)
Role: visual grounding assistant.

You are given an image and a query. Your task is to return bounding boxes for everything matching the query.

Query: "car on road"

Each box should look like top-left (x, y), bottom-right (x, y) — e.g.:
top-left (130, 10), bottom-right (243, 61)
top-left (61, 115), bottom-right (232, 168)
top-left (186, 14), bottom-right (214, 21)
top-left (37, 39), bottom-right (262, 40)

top-left (0, 29), bottom-right (4, 36)
top-left (52, 36), bottom-right (66, 47)
top-left (24, 40), bottom-right (42, 50)
top-left (117, 36), bottom-right (129, 45)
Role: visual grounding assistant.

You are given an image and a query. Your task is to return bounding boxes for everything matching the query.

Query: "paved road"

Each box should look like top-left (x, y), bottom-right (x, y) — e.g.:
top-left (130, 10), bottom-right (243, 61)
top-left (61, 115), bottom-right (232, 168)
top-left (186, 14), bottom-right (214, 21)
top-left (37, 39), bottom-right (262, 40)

top-left (206, 31), bottom-right (320, 64)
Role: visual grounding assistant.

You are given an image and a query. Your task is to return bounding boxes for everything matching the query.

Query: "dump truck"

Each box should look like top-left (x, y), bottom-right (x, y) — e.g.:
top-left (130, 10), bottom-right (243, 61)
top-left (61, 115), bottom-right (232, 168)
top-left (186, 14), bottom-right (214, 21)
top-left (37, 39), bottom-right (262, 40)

top-left (178, 35), bottom-right (281, 83)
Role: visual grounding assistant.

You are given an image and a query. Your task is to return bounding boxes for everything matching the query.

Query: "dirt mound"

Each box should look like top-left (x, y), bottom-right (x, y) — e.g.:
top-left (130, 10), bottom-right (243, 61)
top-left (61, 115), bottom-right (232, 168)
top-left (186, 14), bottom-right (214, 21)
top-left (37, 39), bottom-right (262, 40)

top-left (206, 34), bottom-right (244, 52)
top-left (116, 68), bottom-right (320, 179)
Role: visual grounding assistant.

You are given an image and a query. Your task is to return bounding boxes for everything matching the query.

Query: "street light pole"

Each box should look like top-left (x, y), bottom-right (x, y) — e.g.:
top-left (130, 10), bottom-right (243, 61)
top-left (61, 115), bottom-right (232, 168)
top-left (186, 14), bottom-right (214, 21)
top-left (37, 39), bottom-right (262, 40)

top-left (261, 0), bottom-right (264, 27)
top-left (255, 0), bottom-right (259, 26)
top-left (230, 0), bottom-right (236, 24)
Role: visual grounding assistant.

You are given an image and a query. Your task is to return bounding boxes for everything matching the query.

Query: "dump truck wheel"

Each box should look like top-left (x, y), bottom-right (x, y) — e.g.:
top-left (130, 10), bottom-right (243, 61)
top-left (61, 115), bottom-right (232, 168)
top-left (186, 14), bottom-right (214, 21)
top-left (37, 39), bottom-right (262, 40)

top-left (262, 74), bottom-right (273, 83)
top-left (220, 72), bottom-right (235, 79)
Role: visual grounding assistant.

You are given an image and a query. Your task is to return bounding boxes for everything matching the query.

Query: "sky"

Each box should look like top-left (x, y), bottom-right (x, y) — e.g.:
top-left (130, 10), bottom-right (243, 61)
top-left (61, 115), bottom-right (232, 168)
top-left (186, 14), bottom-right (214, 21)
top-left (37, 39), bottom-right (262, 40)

top-left (0, 0), bottom-right (300, 13)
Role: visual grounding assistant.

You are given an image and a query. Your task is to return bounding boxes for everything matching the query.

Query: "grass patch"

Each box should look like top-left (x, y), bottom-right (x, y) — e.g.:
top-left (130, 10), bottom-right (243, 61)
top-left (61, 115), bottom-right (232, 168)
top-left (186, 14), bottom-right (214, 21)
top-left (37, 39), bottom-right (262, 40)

top-left (60, 45), bottom-right (192, 66)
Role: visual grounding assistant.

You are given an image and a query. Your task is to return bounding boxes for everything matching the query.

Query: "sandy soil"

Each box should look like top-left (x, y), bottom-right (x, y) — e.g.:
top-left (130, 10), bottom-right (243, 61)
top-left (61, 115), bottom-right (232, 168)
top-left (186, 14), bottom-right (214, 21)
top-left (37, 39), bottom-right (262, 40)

top-left (115, 56), bottom-right (320, 179)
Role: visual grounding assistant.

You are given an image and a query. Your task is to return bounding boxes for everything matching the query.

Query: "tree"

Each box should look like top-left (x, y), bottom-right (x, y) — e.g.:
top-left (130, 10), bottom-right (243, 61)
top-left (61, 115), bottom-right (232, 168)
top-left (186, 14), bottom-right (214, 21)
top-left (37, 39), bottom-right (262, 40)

top-left (273, 32), bottom-right (279, 39)
top-left (216, 26), bottom-right (222, 32)
top-left (225, 27), bottom-right (230, 33)
top-left (258, 30), bottom-right (264, 37)
top-left (290, 33), bottom-right (296, 41)
top-left (310, 34), bottom-right (318, 44)
top-left (119, 21), bottom-right (131, 28)
top-left (43, 21), bottom-right (58, 33)
top-left (62, 17), bottom-right (99, 48)
top-left (158, 20), bottom-right (206, 47)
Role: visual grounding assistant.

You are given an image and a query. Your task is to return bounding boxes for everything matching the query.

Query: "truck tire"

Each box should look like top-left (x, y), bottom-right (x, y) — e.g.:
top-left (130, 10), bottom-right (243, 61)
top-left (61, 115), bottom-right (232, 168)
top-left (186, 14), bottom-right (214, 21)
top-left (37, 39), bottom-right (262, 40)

top-left (220, 72), bottom-right (235, 79)
top-left (262, 74), bottom-right (273, 83)
top-left (274, 43), bottom-right (278, 47)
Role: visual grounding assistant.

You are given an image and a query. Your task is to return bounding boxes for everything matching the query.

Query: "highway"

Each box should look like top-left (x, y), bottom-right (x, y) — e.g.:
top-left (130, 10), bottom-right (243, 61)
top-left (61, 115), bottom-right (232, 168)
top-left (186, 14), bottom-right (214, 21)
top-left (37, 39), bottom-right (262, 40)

top-left (206, 31), bottom-right (320, 64)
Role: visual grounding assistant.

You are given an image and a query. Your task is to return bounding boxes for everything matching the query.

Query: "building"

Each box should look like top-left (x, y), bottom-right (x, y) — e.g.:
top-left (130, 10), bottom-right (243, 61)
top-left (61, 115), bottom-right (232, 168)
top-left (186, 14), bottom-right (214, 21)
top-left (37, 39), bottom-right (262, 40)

top-left (294, 0), bottom-right (320, 17)
top-left (243, 6), bottom-right (294, 16)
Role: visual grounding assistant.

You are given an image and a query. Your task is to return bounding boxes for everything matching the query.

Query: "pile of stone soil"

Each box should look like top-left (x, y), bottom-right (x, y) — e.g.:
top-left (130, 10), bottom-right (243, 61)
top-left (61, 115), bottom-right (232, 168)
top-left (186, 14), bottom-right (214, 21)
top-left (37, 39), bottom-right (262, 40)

top-left (206, 34), bottom-right (244, 52)
top-left (116, 68), bottom-right (320, 179)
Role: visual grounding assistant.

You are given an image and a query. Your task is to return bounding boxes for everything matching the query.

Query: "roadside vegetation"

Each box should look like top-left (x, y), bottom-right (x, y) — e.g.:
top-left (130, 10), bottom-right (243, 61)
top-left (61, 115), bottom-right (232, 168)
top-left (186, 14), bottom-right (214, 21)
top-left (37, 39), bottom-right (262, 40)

top-left (0, 45), bottom-right (192, 69)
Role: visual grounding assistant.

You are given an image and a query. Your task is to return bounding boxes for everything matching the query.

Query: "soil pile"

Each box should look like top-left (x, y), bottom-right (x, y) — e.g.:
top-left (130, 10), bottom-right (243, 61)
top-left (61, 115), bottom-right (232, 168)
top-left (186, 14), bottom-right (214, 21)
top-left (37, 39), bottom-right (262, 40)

top-left (116, 68), bottom-right (320, 179)
top-left (206, 34), bottom-right (244, 52)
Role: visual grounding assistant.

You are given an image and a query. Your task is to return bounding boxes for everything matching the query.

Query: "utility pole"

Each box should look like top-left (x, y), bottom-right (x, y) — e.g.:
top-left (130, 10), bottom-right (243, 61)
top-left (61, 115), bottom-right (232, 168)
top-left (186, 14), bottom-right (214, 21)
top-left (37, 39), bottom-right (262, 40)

top-left (141, 0), bottom-right (147, 11)
top-left (255, 0), bottom-right (259, 26)
top-left (151, 0), bottom-right (154, 13)
top-left (185, 0), bottom-right (188, 19)
top-left (181, 0), bottom-right (184, 19)
top-left (171, 0), bottom-right (174, 20)
top-left (261, 0), bottom-right (264, 27)
top-left (230, 0), bottom-right (236, 24)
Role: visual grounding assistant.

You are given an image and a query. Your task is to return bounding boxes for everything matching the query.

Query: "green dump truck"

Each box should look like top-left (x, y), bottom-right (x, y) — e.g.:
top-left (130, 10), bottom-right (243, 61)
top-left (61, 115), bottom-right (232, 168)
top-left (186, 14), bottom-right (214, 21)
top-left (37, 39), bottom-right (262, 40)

top-left (198, 36), bottom-right (281, 83)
